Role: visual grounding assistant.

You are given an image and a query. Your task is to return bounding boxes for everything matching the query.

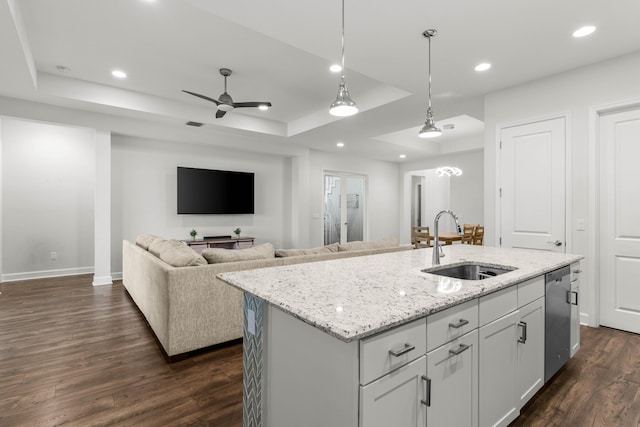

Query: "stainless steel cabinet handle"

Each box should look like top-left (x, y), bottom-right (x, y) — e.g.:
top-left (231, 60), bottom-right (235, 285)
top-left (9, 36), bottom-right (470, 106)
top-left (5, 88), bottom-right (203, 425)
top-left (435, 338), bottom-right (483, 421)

top-left (518, 321), bottom-right (527, 344)
top-left (573, 269), bottom-right (582, 274)
top-left (448, 319), bottom-right (469, 329)
top-left (448, 343), bottom-right (470, 356)
top-left (388, 343), bottom-right (415, 357)
top-left (568, 291), bottom-right (579, 305)
top-left (421, 375), bottom-right (431, 407)
top-left (547, 240), bottom-right (563, 246)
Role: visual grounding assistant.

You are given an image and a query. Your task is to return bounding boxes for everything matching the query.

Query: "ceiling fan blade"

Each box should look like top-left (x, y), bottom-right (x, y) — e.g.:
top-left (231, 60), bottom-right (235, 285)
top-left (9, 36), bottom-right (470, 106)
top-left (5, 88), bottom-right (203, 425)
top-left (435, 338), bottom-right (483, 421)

top-left (216, 110), bottom-right (227, 118)
top-left (233, 102), bottom-right (272, 108)
top-left (182, 90), bottom-right (221, 105)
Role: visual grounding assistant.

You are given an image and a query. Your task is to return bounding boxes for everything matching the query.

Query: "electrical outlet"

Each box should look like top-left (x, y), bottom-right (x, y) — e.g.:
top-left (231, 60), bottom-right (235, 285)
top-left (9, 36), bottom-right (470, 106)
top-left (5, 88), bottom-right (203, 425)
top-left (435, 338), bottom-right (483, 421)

top-left (247, 309), bottom-right (256, 335)
top-left (576, 219), bottom-right (585, 231)
top-left (50, 251), bottom-right (57, 261)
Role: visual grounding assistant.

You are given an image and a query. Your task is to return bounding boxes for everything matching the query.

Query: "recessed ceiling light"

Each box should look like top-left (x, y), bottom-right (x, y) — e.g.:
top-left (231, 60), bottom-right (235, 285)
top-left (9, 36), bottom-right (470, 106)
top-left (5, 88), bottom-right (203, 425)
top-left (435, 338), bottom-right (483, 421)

top-left (336, 142), bottom-right (345, 147)
top-left (573, 25), bottom-right (596, 38)
top-left (112, 70), bottom-right (127, 79)
top-left (399, 154), bottom-right (407, 159)
top-left (258, 105), bottom-right (269, 111)
top-left (329, 64), bottom-right (342, 73)
top-left (474, 62), bottom-right (491, 72)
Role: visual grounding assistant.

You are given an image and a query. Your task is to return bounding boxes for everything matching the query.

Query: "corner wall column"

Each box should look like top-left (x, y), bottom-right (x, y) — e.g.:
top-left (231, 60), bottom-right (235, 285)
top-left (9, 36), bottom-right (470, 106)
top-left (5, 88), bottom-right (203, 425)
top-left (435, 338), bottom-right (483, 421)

top-left (93, 130), bottom-right (112, 286)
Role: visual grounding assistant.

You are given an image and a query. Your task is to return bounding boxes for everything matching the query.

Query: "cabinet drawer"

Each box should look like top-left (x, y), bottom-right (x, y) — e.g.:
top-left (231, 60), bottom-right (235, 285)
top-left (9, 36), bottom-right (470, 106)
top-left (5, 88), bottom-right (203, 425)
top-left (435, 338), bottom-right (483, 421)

top-left (427, 299), bottom-right (478, 352)
top-left (479, 286), bottom-right (517, 327)
top-left (360, 318), bottom-right (427, 385)
top-left (517, 276), bottom-right (544, 308)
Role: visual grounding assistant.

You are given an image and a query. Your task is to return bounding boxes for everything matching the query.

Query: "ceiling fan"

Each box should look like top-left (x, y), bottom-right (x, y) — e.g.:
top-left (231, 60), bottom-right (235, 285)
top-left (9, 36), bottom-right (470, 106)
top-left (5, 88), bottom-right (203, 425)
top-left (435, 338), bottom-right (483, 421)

top-left (182, 68), bottom-right (272, 118)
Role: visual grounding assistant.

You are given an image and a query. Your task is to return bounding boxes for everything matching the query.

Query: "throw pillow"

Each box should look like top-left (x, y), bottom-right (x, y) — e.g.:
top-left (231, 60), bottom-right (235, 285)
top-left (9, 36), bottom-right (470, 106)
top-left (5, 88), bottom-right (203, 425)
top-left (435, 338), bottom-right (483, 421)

top-left (148, 239), bottom-right (183, 257)
top-left (202, 242), bottom-right (275, 264)
top-left (136, 233), bottom-right (160, 250)
top-left (159, 244), bottom-right (207, 267)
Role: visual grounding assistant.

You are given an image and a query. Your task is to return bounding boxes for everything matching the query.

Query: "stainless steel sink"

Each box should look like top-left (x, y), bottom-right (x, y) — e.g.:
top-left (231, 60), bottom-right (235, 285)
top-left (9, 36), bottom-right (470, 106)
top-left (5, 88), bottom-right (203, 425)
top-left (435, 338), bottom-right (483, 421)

top-left (422, 262), bottom-right (516, 280)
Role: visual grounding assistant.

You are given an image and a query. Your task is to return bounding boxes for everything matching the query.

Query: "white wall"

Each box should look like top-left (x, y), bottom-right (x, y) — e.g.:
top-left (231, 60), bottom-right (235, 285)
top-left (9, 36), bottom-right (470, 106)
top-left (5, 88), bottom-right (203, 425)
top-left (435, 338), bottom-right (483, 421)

top-left (307, 150), bottom-right (401, 247)
top-left (1, 117), bottom-right (95, 280)
top-left (111, 135), bottom-right (292, 273)
top-left (483, 50), bottom-right (640, 326)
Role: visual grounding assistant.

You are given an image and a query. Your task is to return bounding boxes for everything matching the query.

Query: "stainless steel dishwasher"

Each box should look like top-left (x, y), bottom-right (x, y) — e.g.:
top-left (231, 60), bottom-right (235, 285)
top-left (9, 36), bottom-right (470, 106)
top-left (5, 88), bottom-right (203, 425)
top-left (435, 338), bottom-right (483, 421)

top-left (544, 265), bottom-right (571, 382)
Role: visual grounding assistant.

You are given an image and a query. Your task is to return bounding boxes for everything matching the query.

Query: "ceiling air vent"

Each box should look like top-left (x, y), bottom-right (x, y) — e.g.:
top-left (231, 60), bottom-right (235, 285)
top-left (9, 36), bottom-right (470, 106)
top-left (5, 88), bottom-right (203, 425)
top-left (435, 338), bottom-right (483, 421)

top-left (186, 121), bottom-right (203, 127)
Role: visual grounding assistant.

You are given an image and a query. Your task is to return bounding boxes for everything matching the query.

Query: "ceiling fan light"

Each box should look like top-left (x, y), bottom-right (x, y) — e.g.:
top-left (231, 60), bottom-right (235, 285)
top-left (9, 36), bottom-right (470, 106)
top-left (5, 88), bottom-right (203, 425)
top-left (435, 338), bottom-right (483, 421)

top-left (329, 81), bottom-right (358, 116)
top-left (218, 103), bottom-right (234, 112)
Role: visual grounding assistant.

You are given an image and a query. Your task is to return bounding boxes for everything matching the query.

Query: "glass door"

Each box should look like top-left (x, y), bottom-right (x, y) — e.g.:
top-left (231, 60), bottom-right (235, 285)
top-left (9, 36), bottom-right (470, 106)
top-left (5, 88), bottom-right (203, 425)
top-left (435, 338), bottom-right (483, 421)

top-left (323, 173), bottom-right (366, 245)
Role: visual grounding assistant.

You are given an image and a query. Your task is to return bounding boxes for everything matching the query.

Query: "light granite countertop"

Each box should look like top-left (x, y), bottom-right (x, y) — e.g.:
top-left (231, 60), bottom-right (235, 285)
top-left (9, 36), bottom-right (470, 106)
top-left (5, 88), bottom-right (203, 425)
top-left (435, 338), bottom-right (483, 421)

top-left (218, 245), bottom-right (583, 342)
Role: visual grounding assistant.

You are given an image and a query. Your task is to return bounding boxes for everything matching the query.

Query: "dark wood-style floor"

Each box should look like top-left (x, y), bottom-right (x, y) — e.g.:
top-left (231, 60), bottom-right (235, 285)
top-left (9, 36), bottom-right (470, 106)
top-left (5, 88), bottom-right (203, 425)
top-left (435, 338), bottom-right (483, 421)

top-left (1, 275), bottom-right (639, 426)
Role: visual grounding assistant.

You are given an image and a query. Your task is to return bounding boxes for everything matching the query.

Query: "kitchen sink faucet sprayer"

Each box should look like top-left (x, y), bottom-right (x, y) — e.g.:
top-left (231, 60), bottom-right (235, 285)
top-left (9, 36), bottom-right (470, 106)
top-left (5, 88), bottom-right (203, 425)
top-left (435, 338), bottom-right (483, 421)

top-left (432, 210), bottom-right (464, 265)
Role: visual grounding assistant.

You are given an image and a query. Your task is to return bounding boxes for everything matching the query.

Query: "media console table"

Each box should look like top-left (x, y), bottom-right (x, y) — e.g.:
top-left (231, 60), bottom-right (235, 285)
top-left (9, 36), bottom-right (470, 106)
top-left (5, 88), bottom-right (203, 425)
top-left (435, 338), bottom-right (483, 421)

top-left (184, 236), bottom-right (255, 253)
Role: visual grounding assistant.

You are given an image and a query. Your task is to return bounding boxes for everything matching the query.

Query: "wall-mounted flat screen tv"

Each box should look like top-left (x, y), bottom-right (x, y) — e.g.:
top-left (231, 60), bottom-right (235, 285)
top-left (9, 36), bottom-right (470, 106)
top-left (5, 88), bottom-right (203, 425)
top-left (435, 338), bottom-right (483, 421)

top-left (177, 167), bottom-right (255, 214)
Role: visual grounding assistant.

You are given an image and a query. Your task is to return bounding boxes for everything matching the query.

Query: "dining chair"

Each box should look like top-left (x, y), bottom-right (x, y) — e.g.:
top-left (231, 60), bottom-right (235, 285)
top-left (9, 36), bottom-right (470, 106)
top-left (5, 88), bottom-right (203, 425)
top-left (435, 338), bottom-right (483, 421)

top-left (472, 226), bottom-right (485, 245)
top-left (411, 226), bottom-right (431, 248)
top-left (461, 224), bottom-right (478, 244)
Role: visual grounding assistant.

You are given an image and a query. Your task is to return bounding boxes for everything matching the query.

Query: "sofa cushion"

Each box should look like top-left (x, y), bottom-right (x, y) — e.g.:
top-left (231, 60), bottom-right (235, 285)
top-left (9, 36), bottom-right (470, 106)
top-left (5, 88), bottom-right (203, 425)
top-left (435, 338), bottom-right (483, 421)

top-left (337, 238), bottom-right (398, 252)
top-left (275, 243), bottom-right (339, 257)
top-left (202, 242), bottom-right (275, 264)
top-left (159, 244), bottom-right (207, 267)
top-left (136, 233), bottom-right (161, 250)
top-left (148, 239), bottom-right (183, 257)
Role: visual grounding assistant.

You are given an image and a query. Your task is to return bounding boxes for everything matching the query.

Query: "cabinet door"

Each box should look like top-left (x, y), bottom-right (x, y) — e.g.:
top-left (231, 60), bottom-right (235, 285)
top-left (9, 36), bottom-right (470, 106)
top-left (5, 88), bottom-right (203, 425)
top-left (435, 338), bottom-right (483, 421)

top-left (516, 297), bottom-right (545, 409)
top-left (570, 278), bottom-right (580, 357)
top-left (360, 356), bottom-right (426, 427)
top-left (426, 330), bottom-right (478, 427)
top-left (479, 310), bottom-right (519, 427)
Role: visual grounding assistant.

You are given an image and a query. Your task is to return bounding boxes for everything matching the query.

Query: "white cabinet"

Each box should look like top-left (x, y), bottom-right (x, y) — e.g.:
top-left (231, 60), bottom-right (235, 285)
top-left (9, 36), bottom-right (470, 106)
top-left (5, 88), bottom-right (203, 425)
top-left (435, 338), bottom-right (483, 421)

top-left (478, 276), bottom-right (545, 427)
top-left (360, 356), bottom-right (426, 427)
top-left (479, 308), bottom-right (520, 427)
top-left (516, 297), bottom-right (545, 409)
top-left (426, 330), bottom-right (479, 427)
top-left (359, 319), bottom-right (427, 427)
top-left (570, 262), bottom-right (581, 357)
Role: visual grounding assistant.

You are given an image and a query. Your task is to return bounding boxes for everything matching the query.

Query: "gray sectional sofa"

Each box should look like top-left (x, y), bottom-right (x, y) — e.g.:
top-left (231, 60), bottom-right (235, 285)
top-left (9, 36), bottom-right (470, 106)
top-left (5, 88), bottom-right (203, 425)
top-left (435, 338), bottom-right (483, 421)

top-left (122, 236), bottom-right (411, 360)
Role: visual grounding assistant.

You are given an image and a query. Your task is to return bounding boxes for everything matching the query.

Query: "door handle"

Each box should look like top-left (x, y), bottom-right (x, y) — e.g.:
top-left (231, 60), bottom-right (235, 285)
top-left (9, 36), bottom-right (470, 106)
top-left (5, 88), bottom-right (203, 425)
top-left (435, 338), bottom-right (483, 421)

top-left (448, 343), bottom-right (470, 356)
top-left (518, 321), bottom-right (527, 343)
top-left (567, 290), bottom-right (578, 305)
top-left (546, 240), bottom-right (562, 246)
top-left (421, 375), bottom-right (431, 407)
top-left (388, 343), bottom-right (415, 357)
top-left (448, 318), bottom-right (469, 329)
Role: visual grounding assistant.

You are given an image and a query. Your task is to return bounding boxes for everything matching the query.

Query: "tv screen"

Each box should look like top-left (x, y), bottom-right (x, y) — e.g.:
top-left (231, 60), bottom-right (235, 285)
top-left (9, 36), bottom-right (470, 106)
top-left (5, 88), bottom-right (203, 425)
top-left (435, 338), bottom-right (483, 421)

top-left (177, 167), bottom-right (255, 214)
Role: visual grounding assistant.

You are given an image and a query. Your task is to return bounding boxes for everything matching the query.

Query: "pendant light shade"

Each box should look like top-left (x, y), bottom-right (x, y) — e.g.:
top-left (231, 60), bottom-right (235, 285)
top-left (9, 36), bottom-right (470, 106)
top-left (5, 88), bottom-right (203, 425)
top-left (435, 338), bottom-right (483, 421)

top-left (330, 80), bottom-right (358, 116)
top-left (418, 29), bottom-right (441, 139)
top-left (329, 0), bottom-right (358, 117)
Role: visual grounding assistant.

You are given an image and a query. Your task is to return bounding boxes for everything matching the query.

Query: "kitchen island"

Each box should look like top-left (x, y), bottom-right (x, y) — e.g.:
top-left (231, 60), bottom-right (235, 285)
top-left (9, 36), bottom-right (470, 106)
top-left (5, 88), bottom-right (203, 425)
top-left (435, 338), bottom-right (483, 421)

top-left (219, 245), bottom-right (583, 427)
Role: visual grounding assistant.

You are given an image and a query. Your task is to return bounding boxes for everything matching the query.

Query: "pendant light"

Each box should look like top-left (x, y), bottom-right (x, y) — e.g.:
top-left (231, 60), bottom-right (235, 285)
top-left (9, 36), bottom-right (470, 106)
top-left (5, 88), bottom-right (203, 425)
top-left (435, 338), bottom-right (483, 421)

top-left (329, 0), bottom-right (358, 117)
top-left (418, 29), bottom-right (442, 138)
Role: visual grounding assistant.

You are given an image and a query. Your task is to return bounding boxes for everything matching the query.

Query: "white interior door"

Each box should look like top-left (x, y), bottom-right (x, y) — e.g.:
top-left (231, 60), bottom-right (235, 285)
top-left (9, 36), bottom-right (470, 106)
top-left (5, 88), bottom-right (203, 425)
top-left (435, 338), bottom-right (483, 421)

top-left (323, 172), bottom-right (366, 245)
top-left (500, 117), bottom-right (566, 252)
top-left (599, 107), bottom-right (640, 334)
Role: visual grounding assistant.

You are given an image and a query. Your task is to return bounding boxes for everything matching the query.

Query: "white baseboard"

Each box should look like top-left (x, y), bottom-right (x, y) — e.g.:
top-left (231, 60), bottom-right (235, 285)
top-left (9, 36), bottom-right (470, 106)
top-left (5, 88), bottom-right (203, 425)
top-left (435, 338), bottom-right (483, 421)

top-left (92, 275), bottom-right (113, 286)
top-left (1, 266), bottom-right (94, 283)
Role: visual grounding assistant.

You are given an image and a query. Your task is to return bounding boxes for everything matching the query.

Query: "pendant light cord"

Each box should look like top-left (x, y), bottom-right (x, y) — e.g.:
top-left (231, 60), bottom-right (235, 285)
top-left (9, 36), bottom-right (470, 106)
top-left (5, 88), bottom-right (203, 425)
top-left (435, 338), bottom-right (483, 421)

top-left (428, 33), bottom-right (432, 109)
top-left (340, 0), bottom-right (346, 83)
